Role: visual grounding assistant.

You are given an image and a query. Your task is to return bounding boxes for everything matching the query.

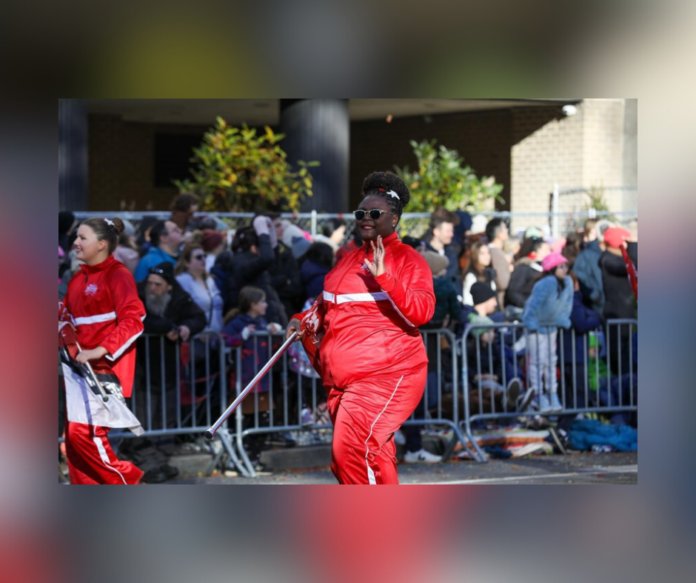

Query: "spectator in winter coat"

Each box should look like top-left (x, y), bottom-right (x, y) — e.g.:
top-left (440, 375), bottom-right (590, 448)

top-left (505, 237), bottom-right (551, 308)
top-left (554, 273), bottom-right (602, 448)
top-left (134, 220), bottom-right (184, 282)
top-left (573, 233), bottom-right (606, 316)
top-left (231, 217), bottom-right (288, 326)
top-left (268, 215), bottom-right (305, 317)
top-left (135, 262), bottom-right (207, 427)
top-left (463, 241), bottom-right (497, 307)
top-left (599, 226), bottom-right (638, 376)
top-left (521, 252), bottom-right (573, 414)
top-left (424, 208), bottom-right (461, 293)
top-left (465, 281), bottom-right (503, 323)
top-left (422, 252), bottom-right (460, 328)
top-left (485, 218), bottom-right (512, 307)
top-left (301, 242), bottom-right (334, 302)
top-left (174, 243), bottom-right (224, 333)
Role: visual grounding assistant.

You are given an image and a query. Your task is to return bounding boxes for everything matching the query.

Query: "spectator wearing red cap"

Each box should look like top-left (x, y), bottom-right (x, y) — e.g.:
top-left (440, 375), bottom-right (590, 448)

top-left (201, 229), bottom-right (226, 271)
top-left (521, 252), bottom-right (573, 414)
top-left (599, 226), bottom-right (638, 376)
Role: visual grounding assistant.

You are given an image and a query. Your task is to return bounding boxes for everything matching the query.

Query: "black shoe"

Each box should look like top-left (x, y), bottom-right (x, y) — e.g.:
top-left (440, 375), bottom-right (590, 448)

top-left (141, 468), bottom-right (168, 484)
top-left (548, 427), bottom-right (571, 455)
top-left (159, 464), bottom-right (180, 480)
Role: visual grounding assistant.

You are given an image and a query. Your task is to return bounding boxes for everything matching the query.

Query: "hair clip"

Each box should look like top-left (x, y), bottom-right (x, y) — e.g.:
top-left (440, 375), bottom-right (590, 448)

top-left (104, 218), bottom-right (115, 227)
top-left (386, 190), bottom-right (400, 200)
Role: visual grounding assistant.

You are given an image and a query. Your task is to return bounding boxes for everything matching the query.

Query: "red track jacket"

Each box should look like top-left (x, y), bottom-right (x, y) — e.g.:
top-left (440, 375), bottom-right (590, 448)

top-left (294, 232), bottom-right (435, 388)
top-left (60, 255), bottom-right (145, 397)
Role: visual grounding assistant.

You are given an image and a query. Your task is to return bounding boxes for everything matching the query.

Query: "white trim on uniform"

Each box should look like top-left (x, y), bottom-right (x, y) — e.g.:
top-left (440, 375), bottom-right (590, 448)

top-left (93, 436), bottom-right (127, 485)
top-left (106, 330), bottom-right (143, 361)
top-left (73, 312), bottom-right (117, 326)
top-left (322, 289), bottom-right (415, 327)
top-left (323, 291), bottom-right (390, 304)
top-left (364, 375), bottom-right (404, 485)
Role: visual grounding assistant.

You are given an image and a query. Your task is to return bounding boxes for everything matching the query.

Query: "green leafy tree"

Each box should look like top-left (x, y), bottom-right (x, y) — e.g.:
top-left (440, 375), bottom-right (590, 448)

top-left (394, 139), bottom-right (504, 212)
top-left (173, 117), bottom-right (319, 212)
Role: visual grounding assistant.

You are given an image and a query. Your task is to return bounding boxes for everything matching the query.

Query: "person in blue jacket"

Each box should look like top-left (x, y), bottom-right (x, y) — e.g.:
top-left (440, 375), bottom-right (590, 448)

top-left (573, 219), bottom-right (605, 316)
top-left (522, 252), bottom-right (573, 414)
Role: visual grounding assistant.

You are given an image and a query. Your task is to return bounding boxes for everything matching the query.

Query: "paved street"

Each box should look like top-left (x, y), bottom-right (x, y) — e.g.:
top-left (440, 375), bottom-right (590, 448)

top-left (167, 451), bottom-right (637, 485)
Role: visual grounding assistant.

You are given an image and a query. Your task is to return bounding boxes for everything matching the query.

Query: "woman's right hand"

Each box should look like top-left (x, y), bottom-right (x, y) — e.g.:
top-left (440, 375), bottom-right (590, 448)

top-left (286, 318), bottom-right (302, 341)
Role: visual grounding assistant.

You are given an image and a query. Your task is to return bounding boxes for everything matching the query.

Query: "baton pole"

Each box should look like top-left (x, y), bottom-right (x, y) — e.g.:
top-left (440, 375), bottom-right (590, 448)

top-left (74, 340), bottom-right (109, 402)
top-left (205, 331), bottom-right (298, 440)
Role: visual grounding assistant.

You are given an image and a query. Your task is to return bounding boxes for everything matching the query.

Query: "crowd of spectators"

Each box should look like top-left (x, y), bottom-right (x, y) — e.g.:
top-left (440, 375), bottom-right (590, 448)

top-left (59, 194), bottom-right (638, 474)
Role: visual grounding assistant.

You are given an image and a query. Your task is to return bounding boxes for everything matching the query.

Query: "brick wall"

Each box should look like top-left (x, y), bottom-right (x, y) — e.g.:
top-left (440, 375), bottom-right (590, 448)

top-left (349, 109), bottom-right (515, 212)
top-left (509, 99), bottom-right (631, 235)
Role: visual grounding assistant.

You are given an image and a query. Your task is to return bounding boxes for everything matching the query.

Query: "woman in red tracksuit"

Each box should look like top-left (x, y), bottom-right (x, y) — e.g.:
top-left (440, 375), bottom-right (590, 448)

top-left (60, 217), bottom-right (146, 484)
top-left (286, 172), bottom-right (435, 484)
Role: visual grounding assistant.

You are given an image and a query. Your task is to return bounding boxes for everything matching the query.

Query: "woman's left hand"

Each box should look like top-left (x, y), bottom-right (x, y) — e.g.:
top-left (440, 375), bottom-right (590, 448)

top-left (364, 235), bottom-right (386, 277)
top-left (75, 346), bottom-right (108, 365)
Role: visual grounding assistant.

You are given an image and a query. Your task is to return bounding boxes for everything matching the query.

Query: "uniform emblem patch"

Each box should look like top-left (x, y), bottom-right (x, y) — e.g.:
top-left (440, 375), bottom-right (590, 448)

top-left (85, 283), bottom-right (98, 296)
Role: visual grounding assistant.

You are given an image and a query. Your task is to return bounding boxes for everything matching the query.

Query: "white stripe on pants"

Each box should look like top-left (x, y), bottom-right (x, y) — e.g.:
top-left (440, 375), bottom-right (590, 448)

top-left (527, 330), bottom-right (558, 395)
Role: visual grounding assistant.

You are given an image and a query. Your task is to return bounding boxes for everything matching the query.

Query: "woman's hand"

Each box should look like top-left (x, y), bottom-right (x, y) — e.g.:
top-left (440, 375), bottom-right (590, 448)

top-left (75, 346), bottom-right (108, 365)
top-left (286, 318), bottom-right (303, 341)
top-left (364, 235), bottom-right (386, 277)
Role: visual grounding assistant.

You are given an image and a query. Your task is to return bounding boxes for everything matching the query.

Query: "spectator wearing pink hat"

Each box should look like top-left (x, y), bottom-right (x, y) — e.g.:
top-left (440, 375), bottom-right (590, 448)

top-left (599, 226), bottom-right (638, 376)
top-left (521, 252), bottom-right (574, 413)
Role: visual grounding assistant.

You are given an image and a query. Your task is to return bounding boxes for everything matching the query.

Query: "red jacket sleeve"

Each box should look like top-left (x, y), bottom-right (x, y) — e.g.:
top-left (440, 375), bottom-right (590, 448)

top-left (102, 267), bottom-right (146, 361)
top-left (374, 250), bottom-right (435, 328)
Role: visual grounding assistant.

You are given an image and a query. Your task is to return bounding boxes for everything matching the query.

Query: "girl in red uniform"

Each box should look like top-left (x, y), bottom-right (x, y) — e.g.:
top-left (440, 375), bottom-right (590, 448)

top-left (60, 217), bottom-right (146, 484)
top-left (286, 172), bottom-right (435, 484)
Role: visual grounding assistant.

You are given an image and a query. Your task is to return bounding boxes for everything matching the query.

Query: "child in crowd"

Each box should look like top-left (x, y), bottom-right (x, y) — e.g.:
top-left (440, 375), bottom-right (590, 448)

top-left (462, 241), bottom-right (497, 307)
top-left (521, 252), bottom-right (573, 414)
top-left (223, 286), bottom-right (283, 393)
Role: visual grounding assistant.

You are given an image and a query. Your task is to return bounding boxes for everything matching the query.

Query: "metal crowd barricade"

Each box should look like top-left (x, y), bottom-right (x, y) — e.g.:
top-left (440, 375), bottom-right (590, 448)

top-left (460, 319), bottom-right (638, 462)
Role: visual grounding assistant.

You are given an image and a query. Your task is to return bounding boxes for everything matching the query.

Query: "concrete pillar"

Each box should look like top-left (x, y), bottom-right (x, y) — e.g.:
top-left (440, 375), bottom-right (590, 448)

top-left (279, 99), bottom-right (350, 213)
top-left (58, 99), bottom-right (88, 211)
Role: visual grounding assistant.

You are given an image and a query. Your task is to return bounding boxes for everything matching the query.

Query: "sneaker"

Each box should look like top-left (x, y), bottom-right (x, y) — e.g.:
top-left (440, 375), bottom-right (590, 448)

top-left (505, 379), bottom-right (522, 410)
top-left (548, 393), bottom-right (563, 413)
top-left (403, 448), bottom-right (442, 464)
top-left (538, 393), bottom-right (553, 414)
top-left (159, 464), bottom-right (180, 481)
top-left (516, 387), bottom-right (536, 412)
top-left (548, 427), bottom-right (570, 455)
top-left (393, 429), bottom-right (406, 446)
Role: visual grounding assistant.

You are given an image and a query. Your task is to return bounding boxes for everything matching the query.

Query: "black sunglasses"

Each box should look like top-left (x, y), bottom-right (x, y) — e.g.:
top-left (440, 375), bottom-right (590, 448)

top-left (353, 209), bottom-right (393, 221)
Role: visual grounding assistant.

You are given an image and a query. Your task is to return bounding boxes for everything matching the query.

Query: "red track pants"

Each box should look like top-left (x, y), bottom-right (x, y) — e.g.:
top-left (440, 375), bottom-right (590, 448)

top-left (65, 420), bottom-right (143, 485)
top-left (327, 368), bottom-right (426, 485)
